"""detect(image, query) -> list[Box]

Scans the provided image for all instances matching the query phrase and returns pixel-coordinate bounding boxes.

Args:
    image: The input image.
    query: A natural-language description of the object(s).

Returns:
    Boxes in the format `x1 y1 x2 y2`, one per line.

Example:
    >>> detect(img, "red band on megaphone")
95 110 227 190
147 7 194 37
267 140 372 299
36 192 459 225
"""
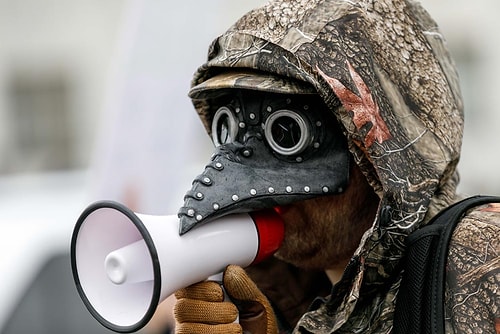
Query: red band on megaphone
250 210 285 264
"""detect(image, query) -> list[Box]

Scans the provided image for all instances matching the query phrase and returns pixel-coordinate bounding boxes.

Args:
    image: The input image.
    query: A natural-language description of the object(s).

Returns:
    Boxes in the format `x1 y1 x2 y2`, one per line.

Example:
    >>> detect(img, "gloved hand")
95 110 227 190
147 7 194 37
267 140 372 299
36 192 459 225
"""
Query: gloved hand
174 264 278 334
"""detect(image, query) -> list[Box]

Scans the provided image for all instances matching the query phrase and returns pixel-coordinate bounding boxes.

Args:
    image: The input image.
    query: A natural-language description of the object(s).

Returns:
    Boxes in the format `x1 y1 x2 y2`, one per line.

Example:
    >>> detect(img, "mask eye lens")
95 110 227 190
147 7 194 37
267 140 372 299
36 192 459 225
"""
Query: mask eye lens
270 115 301 148
211 107 238 146
264 110 311 156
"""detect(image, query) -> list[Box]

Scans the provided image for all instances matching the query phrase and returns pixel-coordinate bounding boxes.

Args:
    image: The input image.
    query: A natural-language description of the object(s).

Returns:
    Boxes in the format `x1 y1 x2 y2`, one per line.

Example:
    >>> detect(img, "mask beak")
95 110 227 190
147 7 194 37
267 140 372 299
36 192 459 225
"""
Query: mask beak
177 141 350 235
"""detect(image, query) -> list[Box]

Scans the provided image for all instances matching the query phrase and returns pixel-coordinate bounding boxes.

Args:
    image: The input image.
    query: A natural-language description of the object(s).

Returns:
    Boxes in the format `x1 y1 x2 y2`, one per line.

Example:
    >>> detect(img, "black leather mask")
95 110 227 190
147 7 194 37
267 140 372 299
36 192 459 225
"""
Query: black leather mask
178 90 349 235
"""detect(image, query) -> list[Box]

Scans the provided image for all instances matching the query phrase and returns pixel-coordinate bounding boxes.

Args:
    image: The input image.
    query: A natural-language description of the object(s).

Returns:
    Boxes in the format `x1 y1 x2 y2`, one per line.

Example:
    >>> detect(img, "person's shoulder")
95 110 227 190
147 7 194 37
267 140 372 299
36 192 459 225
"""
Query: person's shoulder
445 202 500 332
447 200 499 280
453 201 500 245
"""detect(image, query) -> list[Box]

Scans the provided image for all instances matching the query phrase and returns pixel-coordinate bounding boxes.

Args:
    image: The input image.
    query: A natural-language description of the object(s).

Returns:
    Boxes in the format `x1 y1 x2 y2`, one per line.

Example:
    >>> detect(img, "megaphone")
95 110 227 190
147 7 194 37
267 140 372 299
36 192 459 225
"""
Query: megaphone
70 200 284 333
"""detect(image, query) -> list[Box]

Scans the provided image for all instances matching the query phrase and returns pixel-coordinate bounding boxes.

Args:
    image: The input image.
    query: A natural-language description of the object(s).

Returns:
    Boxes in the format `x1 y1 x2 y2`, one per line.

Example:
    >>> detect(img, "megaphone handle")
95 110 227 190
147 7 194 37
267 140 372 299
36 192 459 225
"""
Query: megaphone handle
207 273 240 324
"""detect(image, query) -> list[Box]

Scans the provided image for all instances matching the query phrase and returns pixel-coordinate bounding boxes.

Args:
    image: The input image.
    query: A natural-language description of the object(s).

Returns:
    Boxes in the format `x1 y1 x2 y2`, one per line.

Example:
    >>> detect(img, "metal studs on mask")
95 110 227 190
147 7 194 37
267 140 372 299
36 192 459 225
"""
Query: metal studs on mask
242 149 252 157
182 178 338 220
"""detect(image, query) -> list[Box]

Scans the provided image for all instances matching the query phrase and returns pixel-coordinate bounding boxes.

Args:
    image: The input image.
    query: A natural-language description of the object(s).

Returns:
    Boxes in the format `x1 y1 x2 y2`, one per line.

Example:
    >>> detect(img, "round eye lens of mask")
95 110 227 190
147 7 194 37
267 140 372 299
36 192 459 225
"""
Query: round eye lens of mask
264 109 311 156
211 106 238 146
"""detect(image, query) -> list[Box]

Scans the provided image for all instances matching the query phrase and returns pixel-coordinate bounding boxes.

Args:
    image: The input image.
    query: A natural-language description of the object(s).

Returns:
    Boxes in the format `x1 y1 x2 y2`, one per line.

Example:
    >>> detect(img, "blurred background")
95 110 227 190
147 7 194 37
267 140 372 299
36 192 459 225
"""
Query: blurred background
0 0 498 333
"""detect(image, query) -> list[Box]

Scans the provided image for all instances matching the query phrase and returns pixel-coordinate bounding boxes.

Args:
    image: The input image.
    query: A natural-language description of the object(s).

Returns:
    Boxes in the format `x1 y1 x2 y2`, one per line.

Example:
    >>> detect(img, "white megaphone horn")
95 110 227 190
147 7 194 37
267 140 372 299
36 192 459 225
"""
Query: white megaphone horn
70 200 284 333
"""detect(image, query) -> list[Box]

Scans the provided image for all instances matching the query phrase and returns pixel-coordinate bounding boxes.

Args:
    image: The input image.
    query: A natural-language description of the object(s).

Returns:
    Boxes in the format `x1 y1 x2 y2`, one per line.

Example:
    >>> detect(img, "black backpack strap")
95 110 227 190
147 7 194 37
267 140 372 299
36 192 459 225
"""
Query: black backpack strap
393 195 500 334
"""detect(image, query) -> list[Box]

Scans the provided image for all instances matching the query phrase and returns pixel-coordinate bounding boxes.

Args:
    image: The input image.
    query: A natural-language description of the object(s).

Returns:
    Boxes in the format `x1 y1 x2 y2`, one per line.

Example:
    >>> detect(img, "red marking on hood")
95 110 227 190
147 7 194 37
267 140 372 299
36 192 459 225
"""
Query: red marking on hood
317 61 392 148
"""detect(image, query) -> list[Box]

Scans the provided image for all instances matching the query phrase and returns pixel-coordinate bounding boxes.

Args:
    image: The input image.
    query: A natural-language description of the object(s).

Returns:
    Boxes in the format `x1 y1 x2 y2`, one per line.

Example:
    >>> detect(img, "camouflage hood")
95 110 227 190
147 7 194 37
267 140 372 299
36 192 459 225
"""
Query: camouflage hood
189 0 463 332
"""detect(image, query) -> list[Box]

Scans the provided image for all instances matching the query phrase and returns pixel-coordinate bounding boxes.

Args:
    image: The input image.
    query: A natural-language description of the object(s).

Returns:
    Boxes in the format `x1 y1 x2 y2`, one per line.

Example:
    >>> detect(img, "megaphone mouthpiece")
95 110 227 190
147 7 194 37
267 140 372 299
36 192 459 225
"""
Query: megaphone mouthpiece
71 200 284 333
104 239 153 285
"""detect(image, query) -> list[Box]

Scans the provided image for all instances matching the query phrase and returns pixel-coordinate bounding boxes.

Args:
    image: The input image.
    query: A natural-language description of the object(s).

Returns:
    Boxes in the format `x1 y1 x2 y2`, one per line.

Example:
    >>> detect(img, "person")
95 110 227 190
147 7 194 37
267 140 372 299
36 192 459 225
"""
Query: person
172 0 500 333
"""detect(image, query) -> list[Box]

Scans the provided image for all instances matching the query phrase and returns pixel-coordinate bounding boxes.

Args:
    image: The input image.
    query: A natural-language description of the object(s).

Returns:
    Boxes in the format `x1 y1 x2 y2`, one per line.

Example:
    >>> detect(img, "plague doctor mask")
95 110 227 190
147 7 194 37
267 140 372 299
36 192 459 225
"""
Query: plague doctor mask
179 71 350 235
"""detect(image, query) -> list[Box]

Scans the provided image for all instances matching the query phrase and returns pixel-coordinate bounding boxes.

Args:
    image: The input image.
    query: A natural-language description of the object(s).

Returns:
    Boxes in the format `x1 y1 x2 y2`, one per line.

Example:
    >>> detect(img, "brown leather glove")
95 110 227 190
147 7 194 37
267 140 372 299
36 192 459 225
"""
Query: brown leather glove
174 265 278 334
